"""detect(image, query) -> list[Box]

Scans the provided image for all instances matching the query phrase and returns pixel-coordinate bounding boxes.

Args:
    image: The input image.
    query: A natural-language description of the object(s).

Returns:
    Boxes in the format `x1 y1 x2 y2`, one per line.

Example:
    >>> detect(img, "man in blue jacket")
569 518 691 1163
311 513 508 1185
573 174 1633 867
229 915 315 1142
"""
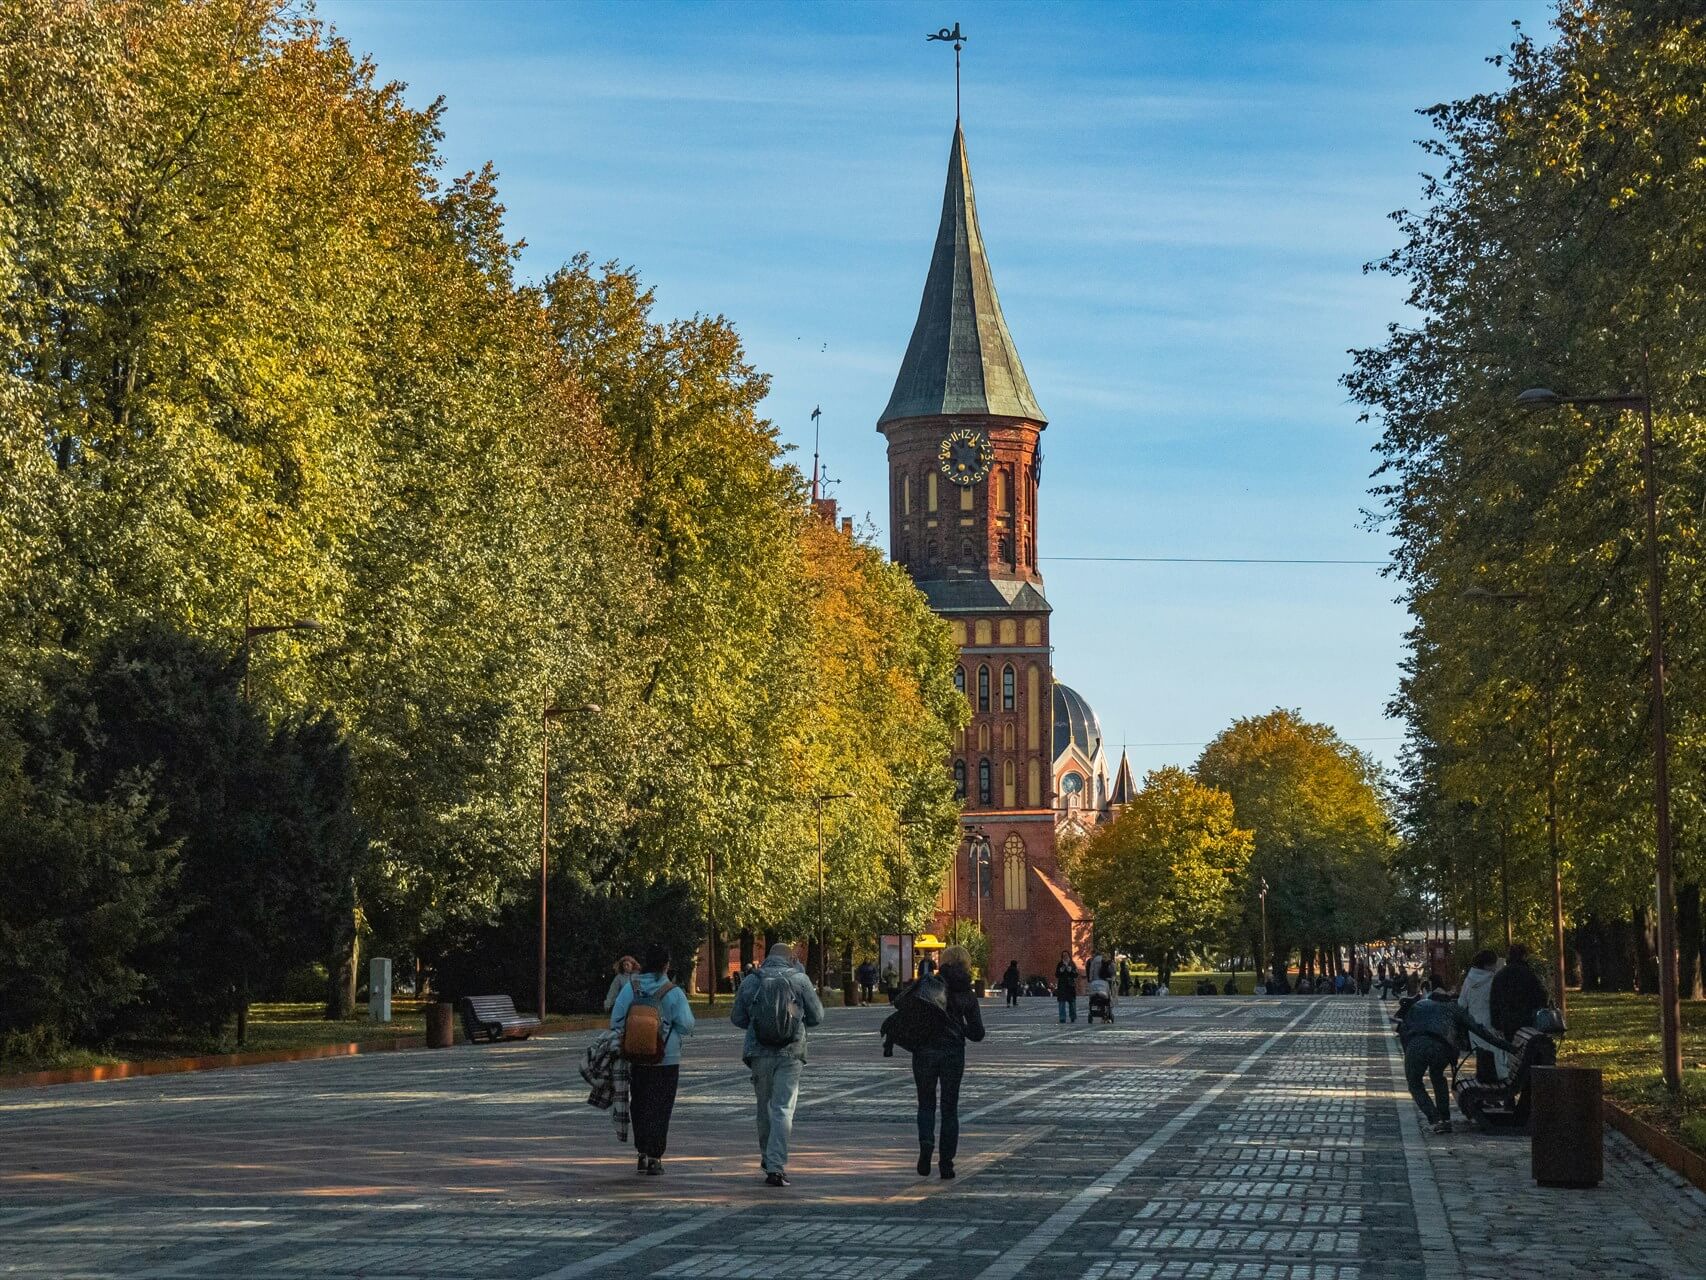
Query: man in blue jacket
731 942 824 1186
1397 987 1512 1135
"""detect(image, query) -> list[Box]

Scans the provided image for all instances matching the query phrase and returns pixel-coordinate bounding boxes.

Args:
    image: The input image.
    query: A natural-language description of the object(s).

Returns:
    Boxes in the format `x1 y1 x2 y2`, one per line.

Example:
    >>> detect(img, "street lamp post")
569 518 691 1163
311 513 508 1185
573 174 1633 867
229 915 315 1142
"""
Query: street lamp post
1519 374 1678 1088
964 827 991 932
704 758 754 1007
812 792 852 992
540 704 602 1019
1259 878 1269 983
238 592 323 1046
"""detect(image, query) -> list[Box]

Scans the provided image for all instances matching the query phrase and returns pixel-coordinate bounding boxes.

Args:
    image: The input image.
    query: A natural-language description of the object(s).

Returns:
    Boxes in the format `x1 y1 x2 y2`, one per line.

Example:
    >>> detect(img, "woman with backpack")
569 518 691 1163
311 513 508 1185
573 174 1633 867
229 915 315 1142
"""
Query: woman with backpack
609 942 696 1175
909 944 985 1179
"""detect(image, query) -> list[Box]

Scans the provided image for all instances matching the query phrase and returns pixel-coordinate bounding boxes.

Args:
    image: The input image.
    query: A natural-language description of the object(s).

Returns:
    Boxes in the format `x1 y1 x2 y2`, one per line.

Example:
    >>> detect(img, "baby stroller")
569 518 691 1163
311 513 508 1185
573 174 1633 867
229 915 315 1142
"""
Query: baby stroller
1453 1009 1563 1132
1086 977 1114 1023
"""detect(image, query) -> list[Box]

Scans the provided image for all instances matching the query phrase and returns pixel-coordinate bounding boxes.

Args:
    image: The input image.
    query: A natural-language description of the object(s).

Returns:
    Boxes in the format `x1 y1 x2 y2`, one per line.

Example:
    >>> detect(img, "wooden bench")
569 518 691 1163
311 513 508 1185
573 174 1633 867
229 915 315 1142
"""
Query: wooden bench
459 995 541 1043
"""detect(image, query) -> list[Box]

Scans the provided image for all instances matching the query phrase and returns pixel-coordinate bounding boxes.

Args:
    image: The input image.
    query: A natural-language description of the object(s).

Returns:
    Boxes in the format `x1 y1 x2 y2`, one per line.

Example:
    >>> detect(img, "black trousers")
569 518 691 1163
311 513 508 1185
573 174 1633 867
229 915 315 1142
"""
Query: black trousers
1403 1037 1454 1124
1005 986 1020 1006
913 1044 966 1163
630 1063 680 1158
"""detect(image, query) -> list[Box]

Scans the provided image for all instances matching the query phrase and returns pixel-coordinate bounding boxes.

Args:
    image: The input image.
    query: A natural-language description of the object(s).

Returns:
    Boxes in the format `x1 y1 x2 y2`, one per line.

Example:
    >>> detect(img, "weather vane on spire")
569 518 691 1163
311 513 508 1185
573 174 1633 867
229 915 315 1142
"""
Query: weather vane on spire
926 22 967 123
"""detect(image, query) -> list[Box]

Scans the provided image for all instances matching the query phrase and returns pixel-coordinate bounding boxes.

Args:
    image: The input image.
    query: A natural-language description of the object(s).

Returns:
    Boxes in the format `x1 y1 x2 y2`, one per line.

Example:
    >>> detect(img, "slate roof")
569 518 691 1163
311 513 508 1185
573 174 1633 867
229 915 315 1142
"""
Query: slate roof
915 577 1051 614
1053 683 1104 762
1109 750 1136 806
878 126 1046 428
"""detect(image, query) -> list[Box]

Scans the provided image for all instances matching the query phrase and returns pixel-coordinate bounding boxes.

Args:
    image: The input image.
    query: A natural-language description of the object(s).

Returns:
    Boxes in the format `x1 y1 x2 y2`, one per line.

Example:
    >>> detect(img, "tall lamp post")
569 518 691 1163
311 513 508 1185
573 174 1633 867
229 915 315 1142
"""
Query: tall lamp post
238 593 323 1046
964 827 991 932
242 591 324 704
1462 586 1569 1020
1258 878 1269 983
540 704 602 1019
1518 375 1677 1088
704 758 754 1006
812 792 852 992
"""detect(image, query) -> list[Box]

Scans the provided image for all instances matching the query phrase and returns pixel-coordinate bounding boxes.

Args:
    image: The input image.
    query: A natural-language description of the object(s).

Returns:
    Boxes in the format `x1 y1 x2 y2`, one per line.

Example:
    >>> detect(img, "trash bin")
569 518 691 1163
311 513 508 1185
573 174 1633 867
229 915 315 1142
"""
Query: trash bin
426 1000 456 1049
1530 1065 1602 1187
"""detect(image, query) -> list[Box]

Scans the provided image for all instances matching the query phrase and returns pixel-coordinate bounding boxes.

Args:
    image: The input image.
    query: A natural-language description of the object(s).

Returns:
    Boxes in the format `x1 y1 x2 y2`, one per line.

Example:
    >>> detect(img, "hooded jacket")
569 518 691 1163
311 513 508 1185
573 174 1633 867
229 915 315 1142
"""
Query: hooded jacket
730 952 825 1064
609 971 697 1067
1457 964 1498 1053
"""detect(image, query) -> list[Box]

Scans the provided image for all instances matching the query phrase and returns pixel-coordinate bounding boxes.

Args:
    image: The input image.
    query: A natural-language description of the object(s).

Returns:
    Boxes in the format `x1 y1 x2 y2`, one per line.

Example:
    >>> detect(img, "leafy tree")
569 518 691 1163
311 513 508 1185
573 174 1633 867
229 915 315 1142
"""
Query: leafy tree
1195 711 1399 976
0 725 178 1051
51 626 366 1041
1064 767 1253 984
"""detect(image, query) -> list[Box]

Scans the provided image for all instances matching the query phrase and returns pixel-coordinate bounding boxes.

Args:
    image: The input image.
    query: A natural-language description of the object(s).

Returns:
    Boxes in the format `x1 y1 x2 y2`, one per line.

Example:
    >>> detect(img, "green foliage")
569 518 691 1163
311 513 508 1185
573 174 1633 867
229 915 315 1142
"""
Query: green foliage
944 920 992 978
1194 711 1400 969
50 626 367 1035
0 725 178 1043
1065 767 1253 982
1345 3 1706 973
0 0 967 1052
432 875 704 1015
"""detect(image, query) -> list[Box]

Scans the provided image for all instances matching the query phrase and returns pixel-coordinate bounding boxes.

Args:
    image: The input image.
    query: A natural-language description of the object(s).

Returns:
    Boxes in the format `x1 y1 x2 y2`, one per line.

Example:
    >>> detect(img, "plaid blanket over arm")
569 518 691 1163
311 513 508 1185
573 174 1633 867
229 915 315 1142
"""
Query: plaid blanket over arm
578 1031 630 1142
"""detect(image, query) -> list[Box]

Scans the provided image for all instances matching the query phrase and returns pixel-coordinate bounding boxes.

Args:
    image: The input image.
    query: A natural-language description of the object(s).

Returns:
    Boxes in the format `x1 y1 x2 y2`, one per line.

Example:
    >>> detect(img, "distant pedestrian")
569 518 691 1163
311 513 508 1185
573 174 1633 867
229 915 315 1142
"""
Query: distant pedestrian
609 943 695 1175
1001 959 1022 1007
881 963 897 995
856 959 878 1004
1222 974 1238 995
1118 959 1132 997
918 956 937 981
731 942 825 1186
1054 952 1079 1023
1490 943 1549 1040
603 954 640 1013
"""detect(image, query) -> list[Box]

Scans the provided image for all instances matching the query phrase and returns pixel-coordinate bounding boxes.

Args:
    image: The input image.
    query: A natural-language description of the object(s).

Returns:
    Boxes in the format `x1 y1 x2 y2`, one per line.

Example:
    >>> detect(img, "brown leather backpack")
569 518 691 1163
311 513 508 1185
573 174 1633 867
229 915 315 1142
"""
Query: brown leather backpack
618 978 675 1064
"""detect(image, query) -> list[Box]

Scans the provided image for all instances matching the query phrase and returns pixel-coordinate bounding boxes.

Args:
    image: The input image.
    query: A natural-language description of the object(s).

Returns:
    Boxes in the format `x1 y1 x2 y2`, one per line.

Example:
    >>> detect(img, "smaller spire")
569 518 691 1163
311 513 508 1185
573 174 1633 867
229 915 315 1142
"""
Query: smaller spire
1109 750 1136 809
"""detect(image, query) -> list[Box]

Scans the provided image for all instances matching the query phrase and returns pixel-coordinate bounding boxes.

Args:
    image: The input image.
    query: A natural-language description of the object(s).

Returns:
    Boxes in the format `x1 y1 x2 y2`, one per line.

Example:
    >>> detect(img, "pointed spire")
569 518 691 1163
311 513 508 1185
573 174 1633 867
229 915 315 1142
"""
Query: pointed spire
1109 750 1136 808
879 126 1046 428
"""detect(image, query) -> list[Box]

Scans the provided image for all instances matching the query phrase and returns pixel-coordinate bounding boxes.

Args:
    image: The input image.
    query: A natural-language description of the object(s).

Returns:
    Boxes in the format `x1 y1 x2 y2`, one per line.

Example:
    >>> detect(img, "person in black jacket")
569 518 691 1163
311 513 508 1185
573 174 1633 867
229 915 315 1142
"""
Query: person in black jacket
1055 953 1080 1022
1000 960 1022 1008
1489 943 1550 1039
913 944 986 1179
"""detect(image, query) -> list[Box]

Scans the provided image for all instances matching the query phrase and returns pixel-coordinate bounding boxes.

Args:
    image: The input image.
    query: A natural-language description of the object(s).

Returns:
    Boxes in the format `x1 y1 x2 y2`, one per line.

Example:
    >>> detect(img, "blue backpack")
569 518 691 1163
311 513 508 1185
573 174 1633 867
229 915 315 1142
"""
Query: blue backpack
752 970 803 1047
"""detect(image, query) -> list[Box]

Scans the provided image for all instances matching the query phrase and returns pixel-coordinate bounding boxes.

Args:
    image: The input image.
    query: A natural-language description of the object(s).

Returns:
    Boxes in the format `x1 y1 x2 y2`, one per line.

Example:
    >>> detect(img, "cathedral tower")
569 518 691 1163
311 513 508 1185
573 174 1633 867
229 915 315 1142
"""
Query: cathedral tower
880 125 1087 980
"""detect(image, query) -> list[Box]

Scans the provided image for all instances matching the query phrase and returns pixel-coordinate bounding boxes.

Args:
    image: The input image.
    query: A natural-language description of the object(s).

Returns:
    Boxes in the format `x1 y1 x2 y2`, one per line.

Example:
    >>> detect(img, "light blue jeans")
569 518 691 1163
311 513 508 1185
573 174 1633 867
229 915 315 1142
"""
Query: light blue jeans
750 1054 803 1174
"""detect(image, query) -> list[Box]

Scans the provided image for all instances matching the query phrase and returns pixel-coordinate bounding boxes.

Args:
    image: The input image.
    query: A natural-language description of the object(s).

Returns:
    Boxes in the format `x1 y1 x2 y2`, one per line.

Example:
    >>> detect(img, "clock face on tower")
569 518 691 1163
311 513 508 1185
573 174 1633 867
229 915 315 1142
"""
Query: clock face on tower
938 428 994 486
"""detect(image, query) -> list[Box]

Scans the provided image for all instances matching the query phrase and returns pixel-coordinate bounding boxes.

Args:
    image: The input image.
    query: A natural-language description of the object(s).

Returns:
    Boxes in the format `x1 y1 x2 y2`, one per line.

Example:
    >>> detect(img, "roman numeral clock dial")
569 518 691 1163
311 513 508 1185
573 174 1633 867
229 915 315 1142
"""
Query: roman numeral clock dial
939 428 994 486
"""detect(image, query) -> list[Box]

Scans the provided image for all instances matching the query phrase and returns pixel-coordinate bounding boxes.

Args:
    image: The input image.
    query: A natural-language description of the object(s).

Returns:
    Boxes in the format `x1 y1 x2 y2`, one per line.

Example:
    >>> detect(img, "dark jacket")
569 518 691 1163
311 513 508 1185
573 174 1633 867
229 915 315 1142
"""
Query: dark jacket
1489 960 1549 1038
1001 962 1022 993
1055 962 1079 999
930 964 986 1049
1399 993 1511 1054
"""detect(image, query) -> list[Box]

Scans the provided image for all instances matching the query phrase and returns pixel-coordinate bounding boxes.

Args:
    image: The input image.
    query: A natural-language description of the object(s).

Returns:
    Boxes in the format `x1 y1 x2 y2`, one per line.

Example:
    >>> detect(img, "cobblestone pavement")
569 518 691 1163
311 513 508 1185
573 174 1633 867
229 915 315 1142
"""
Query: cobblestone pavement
4 997 1703 1278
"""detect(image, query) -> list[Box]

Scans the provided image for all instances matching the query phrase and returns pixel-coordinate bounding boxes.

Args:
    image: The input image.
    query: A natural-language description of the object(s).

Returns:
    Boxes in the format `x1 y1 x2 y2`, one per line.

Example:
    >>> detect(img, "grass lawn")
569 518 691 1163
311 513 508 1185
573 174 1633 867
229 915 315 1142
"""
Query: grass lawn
1559 991 1706 1155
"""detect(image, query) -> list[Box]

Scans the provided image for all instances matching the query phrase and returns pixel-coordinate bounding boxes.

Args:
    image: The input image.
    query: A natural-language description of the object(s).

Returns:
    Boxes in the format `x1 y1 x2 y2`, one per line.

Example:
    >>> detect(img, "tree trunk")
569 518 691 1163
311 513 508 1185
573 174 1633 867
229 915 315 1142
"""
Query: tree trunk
1635 905 1660 994
1607 916 1638 992
739 929 755 972
709 923 725 993
1679 882 1704 1000
763 928 778 953
236 963 250 1048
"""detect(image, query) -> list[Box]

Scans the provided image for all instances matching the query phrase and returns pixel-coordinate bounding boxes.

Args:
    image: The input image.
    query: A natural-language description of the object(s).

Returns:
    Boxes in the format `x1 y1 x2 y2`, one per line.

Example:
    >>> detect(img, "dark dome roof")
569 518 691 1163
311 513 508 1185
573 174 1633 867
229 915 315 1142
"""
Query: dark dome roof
1053 682 1103 762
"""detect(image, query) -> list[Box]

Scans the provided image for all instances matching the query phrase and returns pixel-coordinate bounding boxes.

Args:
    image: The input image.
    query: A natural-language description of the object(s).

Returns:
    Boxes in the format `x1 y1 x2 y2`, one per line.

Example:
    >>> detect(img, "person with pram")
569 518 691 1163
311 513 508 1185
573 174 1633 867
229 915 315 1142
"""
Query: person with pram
1394 980 1514 1134
1086 955 1115 1023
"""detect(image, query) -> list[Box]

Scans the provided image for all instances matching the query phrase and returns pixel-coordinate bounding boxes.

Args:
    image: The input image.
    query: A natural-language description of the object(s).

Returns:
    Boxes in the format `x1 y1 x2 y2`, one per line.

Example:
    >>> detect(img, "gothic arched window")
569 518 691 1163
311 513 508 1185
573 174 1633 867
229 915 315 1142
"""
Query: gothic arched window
1002 665 1015 710
978 758 992 806
954 666 966 696
998 533 1013 566
1002 759 1016 807
953 759 966 800
977 665 990 712
1003 833 1028 910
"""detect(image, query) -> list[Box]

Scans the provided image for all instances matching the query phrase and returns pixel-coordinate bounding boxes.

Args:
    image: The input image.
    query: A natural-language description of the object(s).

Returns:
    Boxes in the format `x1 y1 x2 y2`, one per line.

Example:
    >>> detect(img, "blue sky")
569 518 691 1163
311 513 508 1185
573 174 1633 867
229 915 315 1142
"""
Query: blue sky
322 0 1556 780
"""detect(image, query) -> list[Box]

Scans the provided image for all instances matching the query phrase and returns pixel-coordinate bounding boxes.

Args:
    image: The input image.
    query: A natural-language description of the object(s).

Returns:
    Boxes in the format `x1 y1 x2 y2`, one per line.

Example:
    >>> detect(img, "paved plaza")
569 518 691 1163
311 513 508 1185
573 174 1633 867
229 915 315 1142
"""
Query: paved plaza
3 996 1704 1279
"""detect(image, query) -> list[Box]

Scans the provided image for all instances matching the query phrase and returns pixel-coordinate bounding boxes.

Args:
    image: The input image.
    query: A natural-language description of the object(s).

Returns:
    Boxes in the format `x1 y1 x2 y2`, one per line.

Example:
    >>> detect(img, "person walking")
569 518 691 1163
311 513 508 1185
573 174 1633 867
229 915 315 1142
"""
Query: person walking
856 959 877 1005
603 954 640 1013
906 944 985 1179
1118 958 1132 998
1054 952 1079 1023
1001 959 1022 1008
1490 943 1549 1040
1396 985 1512 1134
731 941 824 1186
608 943 695 1175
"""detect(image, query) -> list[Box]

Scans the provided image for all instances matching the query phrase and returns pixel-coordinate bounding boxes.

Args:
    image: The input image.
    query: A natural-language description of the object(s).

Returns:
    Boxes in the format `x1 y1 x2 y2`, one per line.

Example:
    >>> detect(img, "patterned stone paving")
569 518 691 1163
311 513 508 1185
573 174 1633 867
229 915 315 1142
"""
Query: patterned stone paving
2 996 1703 1278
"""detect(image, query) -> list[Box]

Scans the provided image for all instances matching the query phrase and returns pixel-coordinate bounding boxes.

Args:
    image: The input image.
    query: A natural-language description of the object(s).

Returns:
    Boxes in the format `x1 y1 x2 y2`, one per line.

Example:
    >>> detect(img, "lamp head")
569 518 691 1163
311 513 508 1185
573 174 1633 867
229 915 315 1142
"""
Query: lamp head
1516 387 1562 411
